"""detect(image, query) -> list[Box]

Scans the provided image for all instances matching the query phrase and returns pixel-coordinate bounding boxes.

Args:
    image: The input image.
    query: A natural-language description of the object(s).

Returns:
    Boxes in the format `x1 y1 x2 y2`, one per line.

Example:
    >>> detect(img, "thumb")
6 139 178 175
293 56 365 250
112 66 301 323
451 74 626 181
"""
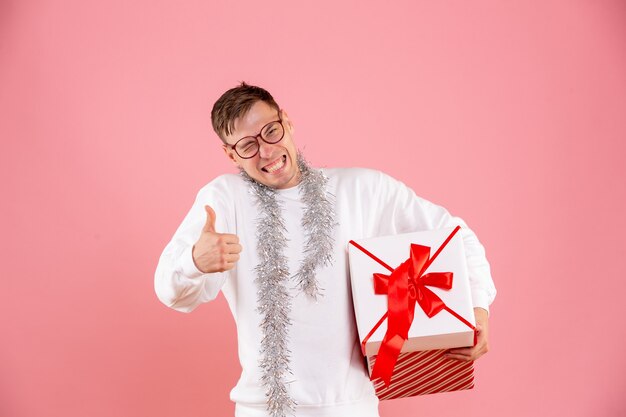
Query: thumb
202 205 217 233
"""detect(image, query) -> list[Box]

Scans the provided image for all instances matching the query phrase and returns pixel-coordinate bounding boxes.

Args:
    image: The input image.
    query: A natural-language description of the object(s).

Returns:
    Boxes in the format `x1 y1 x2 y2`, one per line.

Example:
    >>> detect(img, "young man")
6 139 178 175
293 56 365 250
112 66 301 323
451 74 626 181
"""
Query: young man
155 83 496 417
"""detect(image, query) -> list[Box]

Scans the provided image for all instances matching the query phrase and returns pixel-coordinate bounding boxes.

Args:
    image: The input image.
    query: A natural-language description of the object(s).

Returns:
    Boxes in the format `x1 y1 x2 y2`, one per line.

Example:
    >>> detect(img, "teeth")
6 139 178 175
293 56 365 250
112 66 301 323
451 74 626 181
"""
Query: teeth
265 157 285 173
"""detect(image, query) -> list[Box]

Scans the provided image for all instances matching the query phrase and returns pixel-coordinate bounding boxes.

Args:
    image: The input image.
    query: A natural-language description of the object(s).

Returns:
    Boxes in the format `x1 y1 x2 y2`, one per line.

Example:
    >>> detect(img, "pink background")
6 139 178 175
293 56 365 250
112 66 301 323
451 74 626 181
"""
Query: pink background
2 1 625 416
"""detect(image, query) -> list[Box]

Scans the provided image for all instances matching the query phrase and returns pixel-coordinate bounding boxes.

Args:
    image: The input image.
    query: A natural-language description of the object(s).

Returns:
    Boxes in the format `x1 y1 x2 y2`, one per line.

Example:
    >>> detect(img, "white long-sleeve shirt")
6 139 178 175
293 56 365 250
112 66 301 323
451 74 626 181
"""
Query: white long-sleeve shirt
155 167 497 417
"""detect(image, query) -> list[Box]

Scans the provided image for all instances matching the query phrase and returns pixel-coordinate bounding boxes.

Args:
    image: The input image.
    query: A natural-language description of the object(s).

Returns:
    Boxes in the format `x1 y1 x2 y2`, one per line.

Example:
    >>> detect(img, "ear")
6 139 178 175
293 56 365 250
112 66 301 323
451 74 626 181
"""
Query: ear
223 144 240 168
281 109 295 134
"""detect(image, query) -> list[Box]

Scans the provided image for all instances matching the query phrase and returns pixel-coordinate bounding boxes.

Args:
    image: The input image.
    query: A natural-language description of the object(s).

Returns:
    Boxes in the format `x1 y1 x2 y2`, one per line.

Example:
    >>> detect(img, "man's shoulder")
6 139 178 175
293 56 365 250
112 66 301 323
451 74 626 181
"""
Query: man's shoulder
196 173 245 197
322 167 396 186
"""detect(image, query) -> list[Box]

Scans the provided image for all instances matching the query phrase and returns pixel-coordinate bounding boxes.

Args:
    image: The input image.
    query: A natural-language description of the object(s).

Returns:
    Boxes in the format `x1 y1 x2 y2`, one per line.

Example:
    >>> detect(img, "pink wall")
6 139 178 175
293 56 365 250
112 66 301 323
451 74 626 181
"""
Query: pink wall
2 1 625 416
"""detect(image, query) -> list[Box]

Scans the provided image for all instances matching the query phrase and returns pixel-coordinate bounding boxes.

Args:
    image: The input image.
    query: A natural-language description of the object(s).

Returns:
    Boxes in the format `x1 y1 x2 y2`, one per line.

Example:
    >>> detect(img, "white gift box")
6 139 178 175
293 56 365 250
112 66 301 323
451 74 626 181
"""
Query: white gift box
348 227 476 392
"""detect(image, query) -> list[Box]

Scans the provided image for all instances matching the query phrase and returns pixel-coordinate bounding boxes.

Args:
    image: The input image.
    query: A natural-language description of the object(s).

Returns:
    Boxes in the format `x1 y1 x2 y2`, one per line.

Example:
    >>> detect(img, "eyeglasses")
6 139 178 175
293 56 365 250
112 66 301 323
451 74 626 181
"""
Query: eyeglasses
225 117 285 159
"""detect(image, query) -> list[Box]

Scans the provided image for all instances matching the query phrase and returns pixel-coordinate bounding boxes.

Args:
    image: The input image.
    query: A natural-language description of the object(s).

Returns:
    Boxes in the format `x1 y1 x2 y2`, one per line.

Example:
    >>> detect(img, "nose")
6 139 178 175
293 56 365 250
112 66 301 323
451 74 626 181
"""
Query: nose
258 139 276 159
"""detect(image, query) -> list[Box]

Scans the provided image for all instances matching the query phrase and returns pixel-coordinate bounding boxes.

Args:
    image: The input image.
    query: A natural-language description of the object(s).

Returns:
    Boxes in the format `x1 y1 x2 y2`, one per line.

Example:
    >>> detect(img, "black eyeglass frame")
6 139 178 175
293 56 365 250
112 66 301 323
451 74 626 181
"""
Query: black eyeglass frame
224 117 285 159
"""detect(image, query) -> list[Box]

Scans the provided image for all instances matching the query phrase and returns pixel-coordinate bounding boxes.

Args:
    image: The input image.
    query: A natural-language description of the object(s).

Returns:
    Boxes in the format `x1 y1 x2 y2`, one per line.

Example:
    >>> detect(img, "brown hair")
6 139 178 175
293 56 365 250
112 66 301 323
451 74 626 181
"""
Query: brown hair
211 82 280 143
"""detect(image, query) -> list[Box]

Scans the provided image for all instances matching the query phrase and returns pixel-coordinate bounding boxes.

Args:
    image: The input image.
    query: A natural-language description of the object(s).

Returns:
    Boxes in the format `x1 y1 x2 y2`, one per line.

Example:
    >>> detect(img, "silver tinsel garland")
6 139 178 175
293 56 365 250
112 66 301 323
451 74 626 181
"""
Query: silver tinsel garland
241 154 336 417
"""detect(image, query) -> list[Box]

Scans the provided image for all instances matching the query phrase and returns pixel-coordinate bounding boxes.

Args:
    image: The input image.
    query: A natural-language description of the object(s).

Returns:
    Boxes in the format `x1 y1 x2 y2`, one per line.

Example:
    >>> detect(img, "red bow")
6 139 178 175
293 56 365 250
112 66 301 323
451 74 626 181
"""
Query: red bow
370 244 454 386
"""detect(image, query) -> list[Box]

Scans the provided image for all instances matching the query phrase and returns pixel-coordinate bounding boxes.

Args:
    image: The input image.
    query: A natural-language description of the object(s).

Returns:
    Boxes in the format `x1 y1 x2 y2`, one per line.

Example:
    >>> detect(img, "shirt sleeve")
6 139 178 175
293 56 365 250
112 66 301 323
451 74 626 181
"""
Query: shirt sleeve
154 179 233 313
377 172 497 313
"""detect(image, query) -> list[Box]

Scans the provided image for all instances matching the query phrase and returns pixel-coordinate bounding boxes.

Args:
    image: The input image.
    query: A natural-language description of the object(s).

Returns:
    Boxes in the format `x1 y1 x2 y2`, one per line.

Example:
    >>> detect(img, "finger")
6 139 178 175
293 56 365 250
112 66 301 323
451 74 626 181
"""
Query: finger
220 259 240 272
443 353 472 362
219 234 240 245
226 243 243 254
203 205 217 233
224 253 240 263
446 347 474 356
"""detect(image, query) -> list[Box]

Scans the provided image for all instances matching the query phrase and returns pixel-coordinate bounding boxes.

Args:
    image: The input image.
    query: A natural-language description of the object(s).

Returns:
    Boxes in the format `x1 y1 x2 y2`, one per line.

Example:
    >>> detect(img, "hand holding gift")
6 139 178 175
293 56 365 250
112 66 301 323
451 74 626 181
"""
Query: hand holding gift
444 307 490 361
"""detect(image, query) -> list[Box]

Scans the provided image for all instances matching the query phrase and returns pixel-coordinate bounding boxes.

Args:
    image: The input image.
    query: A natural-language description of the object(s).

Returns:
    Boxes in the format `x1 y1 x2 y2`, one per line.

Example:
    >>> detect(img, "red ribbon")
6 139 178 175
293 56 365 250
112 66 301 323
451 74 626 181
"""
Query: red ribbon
349 226 476 387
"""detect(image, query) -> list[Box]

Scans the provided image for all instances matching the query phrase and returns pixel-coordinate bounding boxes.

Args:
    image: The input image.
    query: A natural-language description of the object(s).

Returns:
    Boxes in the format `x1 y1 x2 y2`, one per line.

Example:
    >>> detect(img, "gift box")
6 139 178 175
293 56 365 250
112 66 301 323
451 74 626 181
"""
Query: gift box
348 226 477 400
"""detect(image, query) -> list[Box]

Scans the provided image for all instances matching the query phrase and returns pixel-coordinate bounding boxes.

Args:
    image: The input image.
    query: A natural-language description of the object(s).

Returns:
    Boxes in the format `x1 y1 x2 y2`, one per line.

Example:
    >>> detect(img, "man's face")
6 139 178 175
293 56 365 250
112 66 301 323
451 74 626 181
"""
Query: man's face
223 100 300 189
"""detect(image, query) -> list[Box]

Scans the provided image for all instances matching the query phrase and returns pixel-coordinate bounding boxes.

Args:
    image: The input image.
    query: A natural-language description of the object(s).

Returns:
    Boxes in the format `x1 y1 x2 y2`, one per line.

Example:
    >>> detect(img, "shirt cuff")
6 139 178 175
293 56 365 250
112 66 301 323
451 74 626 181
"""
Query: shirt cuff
472 290 491 316
180 245 206 279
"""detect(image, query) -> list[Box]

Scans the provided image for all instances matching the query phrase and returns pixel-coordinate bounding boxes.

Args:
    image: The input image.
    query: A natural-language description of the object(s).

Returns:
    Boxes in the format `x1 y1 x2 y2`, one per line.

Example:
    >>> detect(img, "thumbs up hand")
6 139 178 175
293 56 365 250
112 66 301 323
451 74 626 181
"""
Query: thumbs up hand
192 205 242 273
202 205 218 233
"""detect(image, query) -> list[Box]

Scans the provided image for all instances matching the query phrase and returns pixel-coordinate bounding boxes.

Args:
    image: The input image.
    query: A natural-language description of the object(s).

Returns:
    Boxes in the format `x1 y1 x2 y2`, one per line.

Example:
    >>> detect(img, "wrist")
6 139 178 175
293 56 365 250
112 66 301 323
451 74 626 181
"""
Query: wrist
183 245 206 277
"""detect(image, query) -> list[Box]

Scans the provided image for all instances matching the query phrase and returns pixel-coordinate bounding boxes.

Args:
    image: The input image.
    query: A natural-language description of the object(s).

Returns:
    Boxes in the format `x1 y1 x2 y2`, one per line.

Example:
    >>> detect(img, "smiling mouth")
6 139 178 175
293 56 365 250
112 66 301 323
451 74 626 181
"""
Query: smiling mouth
262 155 287 173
